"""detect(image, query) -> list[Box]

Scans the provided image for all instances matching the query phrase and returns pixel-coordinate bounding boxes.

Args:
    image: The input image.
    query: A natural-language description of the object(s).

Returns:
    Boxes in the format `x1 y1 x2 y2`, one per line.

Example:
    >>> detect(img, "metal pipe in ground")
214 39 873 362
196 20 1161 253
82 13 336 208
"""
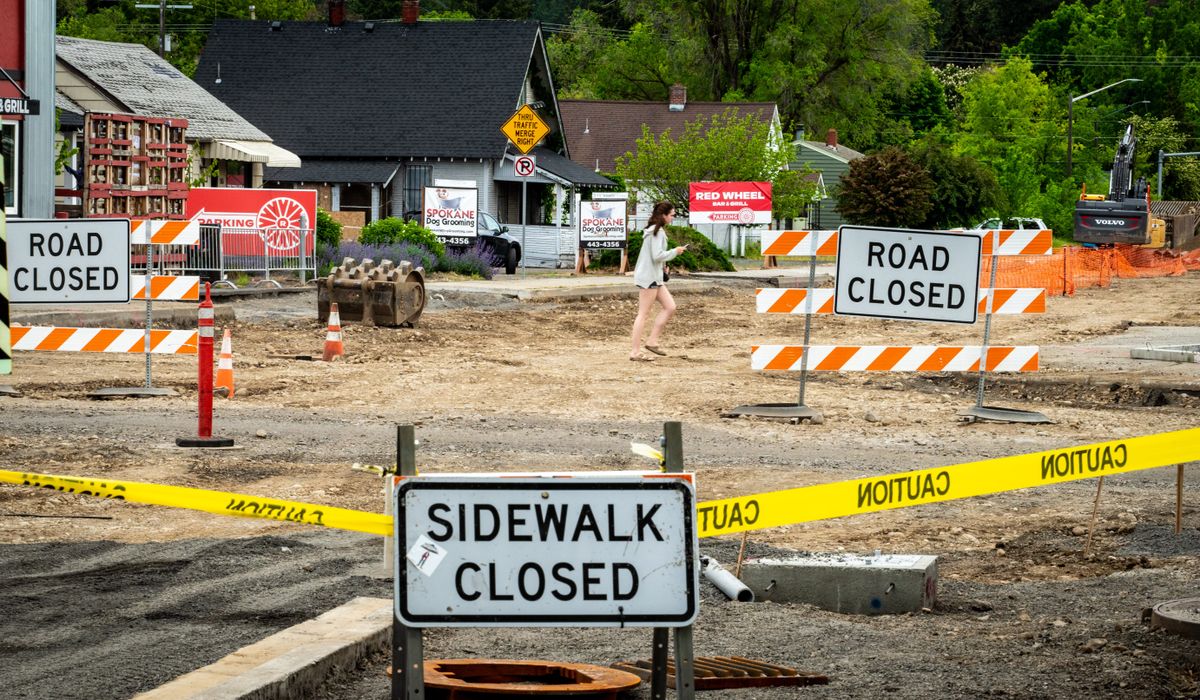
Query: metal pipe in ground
701 556 755 602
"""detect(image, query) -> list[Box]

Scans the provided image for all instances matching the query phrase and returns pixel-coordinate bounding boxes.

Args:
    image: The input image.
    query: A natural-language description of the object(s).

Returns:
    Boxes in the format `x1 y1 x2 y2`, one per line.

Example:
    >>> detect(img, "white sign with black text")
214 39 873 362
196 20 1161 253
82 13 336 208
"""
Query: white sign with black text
579 193 629 249
423 186 478 246
395 473 698 627
835 226 982 324
8 219 131 304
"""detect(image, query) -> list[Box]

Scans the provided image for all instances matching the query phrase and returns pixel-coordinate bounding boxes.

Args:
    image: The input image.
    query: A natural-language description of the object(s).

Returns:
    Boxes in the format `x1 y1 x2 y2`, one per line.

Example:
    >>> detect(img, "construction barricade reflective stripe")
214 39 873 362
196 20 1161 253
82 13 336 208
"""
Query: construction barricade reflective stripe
761 230 838 257
0 470 392 536
130 220 200 246
750 345 1038 372
755 288 1045 315
695 427 1200 537
10 326 198 354
131 275 200 301
971 229 1053 256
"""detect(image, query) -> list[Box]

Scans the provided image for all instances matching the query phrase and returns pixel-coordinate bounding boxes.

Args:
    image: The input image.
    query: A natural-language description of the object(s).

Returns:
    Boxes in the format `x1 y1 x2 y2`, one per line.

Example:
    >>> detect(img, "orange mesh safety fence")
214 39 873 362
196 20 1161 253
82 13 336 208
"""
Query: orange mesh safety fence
980 246 1198 297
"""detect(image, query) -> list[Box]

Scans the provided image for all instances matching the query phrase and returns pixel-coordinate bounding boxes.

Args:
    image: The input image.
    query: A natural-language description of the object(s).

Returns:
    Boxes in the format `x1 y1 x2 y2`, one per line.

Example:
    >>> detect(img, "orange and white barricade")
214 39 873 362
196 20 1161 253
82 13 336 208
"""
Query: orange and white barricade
11 326 198 354
755 287 1046 315
750 345 1039 372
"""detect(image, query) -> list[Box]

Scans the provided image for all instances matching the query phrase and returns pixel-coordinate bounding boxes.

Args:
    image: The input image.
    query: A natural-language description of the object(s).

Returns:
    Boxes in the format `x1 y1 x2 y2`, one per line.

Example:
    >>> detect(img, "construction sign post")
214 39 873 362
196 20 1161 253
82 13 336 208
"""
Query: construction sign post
394 474 698 628
499 105 550 278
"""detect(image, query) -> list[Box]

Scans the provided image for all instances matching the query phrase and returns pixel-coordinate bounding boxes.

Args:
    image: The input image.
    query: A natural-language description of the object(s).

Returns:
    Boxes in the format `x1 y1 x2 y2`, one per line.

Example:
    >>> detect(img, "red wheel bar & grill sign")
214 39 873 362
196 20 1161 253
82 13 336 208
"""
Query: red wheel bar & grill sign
395 473 698 627
688 181 772 225
186 187 317 258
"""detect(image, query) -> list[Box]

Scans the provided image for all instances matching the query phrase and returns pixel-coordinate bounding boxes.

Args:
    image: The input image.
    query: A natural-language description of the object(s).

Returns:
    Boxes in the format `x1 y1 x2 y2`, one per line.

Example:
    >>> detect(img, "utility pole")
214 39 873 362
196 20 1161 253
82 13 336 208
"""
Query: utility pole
134 1 192 57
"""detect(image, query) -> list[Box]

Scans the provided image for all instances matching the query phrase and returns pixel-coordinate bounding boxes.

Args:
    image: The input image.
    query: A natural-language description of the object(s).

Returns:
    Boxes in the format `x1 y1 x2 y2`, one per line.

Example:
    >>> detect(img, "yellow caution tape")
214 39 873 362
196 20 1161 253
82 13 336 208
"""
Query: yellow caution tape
696 427 1200 538
0 470 392 537
3 427 1197 541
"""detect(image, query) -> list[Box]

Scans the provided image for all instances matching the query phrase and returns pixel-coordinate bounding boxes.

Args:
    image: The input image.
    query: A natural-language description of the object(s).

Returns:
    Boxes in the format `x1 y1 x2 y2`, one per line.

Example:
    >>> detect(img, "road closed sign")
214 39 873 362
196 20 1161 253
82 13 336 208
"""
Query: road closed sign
8 219 130 304
835 226 981 324
395 473 698 627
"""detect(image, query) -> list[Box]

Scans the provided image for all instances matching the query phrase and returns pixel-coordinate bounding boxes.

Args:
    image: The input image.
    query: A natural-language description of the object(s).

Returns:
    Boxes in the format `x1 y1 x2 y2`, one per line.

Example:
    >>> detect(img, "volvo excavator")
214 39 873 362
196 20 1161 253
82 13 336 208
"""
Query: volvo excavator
1074 123 1166 247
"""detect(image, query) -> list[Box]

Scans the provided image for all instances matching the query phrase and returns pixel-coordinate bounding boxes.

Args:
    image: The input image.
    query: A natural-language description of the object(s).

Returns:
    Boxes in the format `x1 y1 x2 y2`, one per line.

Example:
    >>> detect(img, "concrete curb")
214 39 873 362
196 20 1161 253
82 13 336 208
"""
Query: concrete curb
12 305 236 329
133 597 392 700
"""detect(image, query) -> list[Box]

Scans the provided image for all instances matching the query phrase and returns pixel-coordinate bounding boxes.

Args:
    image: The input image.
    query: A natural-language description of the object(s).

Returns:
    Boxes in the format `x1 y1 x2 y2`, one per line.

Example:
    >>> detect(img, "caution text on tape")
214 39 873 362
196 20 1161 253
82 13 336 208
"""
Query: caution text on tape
0 470 392 536
695 427 1199 537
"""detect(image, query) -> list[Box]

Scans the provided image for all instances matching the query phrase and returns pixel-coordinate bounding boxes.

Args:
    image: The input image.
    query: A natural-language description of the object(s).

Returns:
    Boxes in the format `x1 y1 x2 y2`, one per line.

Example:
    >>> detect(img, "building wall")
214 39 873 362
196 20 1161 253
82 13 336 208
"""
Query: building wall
792 146 852 229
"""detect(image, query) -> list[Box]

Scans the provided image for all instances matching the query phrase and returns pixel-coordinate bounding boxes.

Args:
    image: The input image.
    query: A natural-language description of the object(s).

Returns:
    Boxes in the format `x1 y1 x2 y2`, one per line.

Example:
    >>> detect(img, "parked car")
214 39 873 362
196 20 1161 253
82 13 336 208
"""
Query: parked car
972 217 1048 231
406 209 522 274
474 211 522 275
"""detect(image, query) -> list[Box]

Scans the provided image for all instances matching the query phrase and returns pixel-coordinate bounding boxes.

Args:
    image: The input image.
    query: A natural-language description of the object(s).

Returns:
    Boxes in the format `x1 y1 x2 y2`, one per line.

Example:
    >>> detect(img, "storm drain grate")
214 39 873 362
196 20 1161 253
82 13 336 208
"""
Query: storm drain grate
612 655 830 690
396 658 643 698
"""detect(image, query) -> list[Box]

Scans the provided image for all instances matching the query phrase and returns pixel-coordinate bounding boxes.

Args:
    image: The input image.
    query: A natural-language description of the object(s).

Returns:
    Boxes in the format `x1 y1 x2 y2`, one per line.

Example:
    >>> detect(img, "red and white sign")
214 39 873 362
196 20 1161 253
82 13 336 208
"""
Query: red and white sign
688 181 772 225
186 188 317 256
579 193 629 249
513 155 537 178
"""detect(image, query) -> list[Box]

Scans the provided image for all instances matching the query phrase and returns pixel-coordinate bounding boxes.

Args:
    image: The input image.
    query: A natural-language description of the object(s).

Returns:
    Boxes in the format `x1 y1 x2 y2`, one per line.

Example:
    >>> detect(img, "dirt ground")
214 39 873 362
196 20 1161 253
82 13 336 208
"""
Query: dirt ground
2 272 1199 699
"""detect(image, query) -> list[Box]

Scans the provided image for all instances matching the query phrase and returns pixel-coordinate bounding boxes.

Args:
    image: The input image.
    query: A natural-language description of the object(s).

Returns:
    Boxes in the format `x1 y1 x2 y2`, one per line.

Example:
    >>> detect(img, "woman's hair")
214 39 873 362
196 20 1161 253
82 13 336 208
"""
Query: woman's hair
646 201 675 236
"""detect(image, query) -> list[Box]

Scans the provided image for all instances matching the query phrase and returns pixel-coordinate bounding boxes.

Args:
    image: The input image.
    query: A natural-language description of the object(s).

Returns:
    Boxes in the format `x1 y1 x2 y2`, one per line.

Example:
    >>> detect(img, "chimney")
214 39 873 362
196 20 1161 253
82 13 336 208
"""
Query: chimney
825 128 838 149
328 0 345 27
669 83 687 112
402 0 420 24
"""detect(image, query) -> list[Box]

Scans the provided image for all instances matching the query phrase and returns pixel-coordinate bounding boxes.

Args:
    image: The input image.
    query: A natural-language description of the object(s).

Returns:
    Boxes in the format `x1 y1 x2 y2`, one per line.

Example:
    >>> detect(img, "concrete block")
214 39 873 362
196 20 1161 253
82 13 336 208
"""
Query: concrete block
739 553 937 615
1130 345 1200 363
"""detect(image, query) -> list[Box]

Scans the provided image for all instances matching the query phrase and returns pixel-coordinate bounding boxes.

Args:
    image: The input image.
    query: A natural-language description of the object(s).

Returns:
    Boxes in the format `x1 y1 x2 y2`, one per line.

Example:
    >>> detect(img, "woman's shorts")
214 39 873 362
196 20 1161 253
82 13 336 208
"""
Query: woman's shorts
637 282 661 289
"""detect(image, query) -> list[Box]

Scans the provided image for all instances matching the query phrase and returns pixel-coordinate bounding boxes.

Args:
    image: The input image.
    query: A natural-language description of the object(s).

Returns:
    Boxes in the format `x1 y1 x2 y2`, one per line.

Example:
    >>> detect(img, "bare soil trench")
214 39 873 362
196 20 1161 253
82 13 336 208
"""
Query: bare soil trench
1 274 1199 699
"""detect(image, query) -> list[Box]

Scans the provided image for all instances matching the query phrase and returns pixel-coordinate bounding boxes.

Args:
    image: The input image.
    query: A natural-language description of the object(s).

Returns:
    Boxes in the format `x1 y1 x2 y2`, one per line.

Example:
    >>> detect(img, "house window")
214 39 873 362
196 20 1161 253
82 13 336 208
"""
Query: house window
2 121 18 215
403 165 431 218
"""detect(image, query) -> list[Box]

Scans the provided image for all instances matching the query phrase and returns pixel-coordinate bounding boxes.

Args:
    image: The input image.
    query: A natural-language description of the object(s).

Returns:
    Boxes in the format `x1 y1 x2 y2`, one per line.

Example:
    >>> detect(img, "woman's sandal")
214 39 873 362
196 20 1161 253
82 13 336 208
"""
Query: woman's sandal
644 345 667 356
629 354 656 362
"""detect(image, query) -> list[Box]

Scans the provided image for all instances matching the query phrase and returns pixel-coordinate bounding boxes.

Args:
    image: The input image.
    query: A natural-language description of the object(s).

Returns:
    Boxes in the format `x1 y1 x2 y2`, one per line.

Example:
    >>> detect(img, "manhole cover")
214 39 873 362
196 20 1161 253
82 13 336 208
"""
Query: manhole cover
1150 598 1200 640
414 658 642 698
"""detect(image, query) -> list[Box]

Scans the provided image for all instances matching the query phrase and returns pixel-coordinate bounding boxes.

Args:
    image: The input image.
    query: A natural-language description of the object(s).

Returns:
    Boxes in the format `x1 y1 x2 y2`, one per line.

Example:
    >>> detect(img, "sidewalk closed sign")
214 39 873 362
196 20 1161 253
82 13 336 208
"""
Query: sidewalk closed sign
835 226 981 324
8 219 130 304
395 474 698 627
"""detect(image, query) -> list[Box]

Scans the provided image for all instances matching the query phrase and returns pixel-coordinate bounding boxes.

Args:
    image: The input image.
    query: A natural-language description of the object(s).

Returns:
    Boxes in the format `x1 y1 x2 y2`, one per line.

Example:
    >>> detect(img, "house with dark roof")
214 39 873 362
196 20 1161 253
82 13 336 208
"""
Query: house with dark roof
559 85 783 243
55 35 299 192
790 128 865 229
195 2 615 258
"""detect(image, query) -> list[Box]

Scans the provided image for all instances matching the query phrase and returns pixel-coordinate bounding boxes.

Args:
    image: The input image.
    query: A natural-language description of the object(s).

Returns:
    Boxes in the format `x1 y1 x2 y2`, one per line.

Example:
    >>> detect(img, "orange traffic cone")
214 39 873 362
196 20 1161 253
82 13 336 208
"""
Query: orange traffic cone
215 328 235 398
323 303 345 361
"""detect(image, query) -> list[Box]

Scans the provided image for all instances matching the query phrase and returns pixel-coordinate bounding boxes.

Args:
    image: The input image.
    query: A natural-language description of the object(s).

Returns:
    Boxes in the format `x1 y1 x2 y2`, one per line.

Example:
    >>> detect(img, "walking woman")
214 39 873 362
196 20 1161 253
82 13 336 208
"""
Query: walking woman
630 201 688 361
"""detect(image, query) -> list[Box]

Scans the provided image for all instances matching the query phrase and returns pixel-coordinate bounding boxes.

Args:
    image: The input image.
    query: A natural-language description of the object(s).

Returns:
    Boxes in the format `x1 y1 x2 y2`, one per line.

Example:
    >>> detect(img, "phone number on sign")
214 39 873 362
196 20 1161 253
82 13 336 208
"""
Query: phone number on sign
583 240 627 249
437 236 475 246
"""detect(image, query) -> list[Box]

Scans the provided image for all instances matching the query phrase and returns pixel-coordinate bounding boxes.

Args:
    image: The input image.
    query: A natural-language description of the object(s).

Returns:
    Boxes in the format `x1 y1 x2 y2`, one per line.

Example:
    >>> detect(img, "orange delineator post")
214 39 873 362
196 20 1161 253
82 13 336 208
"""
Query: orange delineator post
176 283 234 448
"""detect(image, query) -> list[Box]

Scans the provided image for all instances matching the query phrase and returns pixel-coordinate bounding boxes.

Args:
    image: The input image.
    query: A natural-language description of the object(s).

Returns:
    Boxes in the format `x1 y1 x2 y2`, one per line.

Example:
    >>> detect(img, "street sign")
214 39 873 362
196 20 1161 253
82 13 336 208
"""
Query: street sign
395 473 698 627
500 105 550 155
834 226 981 324
8 219 130 304
513 154 537 178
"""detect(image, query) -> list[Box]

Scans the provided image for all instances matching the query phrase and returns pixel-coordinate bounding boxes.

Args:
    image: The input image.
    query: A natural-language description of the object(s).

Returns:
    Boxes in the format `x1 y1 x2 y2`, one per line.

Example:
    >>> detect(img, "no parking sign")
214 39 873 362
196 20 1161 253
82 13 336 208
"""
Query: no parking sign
513 155 536 178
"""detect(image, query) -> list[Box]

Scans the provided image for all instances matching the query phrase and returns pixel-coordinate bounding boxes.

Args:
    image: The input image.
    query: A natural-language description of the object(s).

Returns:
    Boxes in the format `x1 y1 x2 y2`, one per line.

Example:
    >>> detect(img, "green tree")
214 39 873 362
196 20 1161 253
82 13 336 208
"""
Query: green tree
954 58 1058 215
614 109 802 217
835 147 935 227
1128 115 1200 201
907 136 1002 228
546 10 683 100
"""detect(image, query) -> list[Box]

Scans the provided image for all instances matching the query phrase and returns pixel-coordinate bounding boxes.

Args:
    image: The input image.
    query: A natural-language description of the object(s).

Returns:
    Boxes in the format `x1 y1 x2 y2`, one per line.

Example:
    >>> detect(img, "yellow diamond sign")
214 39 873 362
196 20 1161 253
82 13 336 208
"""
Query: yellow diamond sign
500 105 550 155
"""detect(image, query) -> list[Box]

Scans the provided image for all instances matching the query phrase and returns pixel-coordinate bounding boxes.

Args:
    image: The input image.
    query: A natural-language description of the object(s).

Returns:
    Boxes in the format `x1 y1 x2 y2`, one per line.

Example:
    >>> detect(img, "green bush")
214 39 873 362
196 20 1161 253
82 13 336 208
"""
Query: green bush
359 217 446 257
316 208 342 249
590 224 734 272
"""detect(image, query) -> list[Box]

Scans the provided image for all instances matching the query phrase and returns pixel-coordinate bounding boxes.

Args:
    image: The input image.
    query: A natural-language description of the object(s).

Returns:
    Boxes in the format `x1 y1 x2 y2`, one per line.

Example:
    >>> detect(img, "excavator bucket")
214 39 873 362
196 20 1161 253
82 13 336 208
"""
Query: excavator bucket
318 257 426 327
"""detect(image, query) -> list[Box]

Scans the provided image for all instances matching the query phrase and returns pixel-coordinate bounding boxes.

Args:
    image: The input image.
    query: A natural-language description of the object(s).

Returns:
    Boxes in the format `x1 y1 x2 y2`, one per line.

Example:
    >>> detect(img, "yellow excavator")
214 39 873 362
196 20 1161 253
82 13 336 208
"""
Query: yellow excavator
1074 123 1166 247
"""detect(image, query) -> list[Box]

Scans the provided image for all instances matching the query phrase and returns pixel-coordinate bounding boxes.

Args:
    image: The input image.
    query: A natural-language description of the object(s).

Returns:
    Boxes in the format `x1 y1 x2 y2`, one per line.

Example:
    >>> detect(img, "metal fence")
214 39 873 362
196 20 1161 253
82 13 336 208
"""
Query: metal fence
130 224 316 286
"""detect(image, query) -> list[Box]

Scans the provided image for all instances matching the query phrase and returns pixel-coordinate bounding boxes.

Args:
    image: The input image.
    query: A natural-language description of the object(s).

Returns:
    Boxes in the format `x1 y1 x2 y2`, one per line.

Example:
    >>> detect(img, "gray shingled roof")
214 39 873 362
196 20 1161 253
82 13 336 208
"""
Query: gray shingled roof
195 19 542 159
55 35 273 142
55 91 85 128
264 159 400 184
